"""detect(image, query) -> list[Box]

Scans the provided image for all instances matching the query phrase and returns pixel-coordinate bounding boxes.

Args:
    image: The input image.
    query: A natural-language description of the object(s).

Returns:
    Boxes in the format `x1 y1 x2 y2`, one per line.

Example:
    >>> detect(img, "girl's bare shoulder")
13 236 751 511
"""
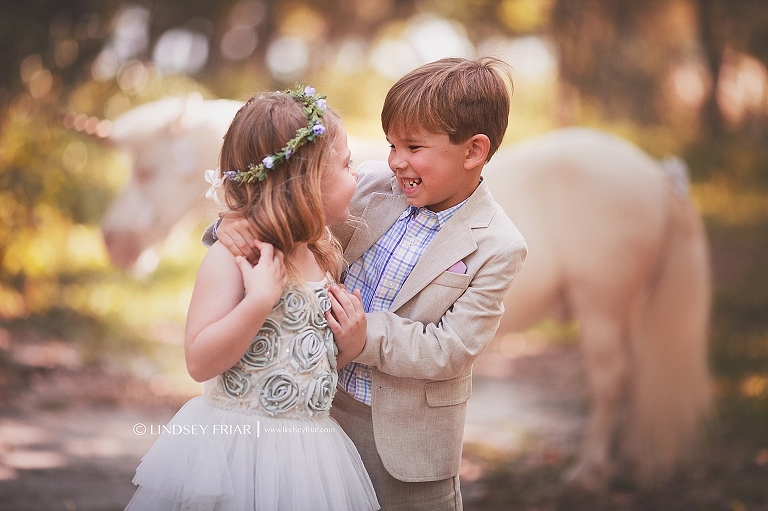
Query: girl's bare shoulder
196 241 240 283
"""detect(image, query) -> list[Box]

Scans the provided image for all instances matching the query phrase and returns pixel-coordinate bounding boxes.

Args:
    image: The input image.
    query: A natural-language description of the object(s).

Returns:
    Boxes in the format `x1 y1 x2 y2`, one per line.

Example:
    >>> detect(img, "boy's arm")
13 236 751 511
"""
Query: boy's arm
202 216 262 263
201 221 218 248
354 239 527 381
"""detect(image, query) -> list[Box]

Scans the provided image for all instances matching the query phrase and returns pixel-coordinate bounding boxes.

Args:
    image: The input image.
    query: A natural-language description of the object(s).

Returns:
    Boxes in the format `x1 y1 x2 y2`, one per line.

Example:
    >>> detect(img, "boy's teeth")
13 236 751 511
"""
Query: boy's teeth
404 178 422 188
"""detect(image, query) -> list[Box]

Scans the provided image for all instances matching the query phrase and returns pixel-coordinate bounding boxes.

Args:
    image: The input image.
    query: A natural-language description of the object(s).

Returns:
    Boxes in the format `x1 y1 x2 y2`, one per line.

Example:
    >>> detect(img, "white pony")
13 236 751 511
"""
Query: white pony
483 130 712 489
99 98 712 491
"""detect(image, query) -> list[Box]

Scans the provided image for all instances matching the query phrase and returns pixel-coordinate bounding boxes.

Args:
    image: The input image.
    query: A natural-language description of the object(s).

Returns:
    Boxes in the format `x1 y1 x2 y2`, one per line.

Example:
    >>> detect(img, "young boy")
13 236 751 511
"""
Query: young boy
212 57 527 510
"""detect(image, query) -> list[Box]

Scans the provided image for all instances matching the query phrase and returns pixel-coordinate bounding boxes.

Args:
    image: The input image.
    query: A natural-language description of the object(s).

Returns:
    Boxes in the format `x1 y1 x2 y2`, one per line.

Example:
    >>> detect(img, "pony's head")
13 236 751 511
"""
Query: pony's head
99 96 241 269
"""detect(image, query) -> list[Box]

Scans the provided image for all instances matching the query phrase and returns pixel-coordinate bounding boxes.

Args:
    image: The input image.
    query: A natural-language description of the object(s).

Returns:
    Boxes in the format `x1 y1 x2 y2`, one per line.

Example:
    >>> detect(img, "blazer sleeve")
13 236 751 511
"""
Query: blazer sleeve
354 237 527 381
201 222 216 247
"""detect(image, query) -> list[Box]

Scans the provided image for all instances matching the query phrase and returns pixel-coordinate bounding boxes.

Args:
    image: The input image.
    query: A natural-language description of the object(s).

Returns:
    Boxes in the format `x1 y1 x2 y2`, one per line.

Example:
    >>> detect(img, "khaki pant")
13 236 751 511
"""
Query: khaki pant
331 388 462 511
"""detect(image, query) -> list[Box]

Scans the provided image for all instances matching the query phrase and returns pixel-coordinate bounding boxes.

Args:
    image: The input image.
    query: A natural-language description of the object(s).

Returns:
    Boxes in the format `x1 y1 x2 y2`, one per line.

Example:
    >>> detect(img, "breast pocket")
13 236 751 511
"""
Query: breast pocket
431 270 471 290
399 271 471 324
430 271 470 310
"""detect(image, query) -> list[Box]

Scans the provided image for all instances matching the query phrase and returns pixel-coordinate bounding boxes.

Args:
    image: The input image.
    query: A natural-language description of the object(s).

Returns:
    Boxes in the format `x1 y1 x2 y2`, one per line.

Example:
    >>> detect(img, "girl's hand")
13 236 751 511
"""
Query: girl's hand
218 216 261 263
235 240 287 307
325 286 366 367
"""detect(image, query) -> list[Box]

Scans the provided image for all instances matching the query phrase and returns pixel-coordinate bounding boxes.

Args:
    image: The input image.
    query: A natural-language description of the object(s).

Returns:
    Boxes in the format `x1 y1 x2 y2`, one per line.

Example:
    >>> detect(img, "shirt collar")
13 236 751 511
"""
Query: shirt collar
398 198 467 229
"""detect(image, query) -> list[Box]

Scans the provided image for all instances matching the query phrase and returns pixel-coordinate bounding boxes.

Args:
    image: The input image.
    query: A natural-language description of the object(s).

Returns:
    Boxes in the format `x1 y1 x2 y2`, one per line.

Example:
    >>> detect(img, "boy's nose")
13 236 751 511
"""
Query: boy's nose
389 153 406 171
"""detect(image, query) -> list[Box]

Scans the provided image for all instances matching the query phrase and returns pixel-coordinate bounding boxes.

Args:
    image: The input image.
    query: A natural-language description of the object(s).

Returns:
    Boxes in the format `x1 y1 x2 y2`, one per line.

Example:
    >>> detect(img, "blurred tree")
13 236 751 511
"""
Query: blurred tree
0 1 118 109
693 0 768 185
697 0 768 135
551 0 768 182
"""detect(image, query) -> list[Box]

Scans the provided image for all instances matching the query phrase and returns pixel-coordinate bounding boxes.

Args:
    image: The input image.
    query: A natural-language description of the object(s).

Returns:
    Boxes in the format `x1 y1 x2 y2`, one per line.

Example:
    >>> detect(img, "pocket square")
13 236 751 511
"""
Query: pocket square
447 260 467 274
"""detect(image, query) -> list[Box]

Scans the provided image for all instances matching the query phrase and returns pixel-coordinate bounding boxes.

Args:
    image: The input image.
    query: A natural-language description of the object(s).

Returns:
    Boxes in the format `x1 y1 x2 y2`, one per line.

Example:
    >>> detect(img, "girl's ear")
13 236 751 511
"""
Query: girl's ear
464 134 491 170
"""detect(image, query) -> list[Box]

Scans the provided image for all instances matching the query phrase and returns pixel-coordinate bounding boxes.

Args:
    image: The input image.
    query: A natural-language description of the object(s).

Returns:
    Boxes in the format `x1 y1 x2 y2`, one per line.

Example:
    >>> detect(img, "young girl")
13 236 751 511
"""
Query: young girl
126 86 379 511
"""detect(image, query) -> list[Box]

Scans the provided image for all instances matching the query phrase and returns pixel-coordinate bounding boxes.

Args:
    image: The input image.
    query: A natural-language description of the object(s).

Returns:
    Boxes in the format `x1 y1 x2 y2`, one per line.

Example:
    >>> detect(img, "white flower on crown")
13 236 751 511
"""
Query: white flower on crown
204 167 224 205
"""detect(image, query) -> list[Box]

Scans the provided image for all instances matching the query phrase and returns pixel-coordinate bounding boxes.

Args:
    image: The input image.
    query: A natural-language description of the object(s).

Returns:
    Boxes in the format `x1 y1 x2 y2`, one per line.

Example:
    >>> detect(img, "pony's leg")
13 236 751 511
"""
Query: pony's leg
565 313 628 491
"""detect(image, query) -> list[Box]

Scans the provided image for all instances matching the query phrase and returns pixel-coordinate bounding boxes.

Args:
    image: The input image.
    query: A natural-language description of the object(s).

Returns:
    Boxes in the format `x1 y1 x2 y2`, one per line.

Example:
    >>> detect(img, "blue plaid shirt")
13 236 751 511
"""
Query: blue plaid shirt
338 200 466 405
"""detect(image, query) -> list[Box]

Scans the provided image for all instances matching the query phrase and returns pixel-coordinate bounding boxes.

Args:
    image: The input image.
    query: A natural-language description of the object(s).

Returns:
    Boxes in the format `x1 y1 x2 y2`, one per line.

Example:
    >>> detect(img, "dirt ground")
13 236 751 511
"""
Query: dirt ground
0 335 586 511
0 338 766 511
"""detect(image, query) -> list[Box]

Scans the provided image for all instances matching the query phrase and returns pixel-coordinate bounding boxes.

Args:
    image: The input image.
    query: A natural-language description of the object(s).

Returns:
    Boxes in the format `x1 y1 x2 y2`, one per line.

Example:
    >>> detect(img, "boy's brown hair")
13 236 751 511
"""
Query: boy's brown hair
381 57 513 160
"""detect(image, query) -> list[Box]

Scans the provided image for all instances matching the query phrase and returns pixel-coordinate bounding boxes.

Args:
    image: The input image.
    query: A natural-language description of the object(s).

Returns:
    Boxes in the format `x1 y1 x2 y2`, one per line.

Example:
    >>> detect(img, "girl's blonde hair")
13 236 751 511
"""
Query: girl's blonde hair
220 92 345 282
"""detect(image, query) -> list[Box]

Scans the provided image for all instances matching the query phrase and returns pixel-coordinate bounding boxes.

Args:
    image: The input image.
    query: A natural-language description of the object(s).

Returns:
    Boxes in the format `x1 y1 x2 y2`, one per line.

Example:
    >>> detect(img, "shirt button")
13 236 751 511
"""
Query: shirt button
363 370 371 378
409 238 417 246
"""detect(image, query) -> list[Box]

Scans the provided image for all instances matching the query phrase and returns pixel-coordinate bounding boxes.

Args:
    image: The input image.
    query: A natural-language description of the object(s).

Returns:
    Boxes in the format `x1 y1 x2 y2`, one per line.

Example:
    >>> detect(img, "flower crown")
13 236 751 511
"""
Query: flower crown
227 84 327 184
204 84 327 203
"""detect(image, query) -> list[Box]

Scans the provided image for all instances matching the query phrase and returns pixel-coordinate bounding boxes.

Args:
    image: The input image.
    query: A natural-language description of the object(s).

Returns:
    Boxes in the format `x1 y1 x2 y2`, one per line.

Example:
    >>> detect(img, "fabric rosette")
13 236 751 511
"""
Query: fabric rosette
221 367 252 399
322 329 338 371
314 287 332 313
242 318 281 368
310 287 331 329
310 310 328 330
305 370 338 415
282 289 311 330
291 328 327 373
258 371 300 416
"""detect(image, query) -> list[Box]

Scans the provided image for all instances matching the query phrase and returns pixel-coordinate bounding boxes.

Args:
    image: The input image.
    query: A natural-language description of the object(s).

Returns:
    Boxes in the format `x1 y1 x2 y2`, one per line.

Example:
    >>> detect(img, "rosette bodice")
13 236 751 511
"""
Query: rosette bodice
204 280 339 420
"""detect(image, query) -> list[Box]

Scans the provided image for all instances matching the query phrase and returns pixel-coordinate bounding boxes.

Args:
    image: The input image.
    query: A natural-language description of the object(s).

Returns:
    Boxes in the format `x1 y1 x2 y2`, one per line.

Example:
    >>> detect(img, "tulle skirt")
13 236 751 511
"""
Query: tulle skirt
125 396 379 511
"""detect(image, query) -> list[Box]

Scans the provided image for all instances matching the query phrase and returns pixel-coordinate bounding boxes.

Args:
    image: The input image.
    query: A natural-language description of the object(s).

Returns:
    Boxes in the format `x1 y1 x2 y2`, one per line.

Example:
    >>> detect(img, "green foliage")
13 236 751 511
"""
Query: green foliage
686 134 768 187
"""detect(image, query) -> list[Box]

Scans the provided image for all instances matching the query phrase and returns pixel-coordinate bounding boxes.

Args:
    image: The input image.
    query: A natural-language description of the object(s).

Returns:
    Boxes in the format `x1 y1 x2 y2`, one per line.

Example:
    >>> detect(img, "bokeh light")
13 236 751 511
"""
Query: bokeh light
220 26 258 61
91 4 150 80
370 15 473 79
478 35 558 81
228 0 266 28
266 36 309 82
718 49 768 128
153 29 209 76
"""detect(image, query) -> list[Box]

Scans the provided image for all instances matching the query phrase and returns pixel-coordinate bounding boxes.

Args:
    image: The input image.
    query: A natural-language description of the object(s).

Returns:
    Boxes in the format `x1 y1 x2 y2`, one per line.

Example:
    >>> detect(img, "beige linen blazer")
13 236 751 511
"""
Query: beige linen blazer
331 161 527 482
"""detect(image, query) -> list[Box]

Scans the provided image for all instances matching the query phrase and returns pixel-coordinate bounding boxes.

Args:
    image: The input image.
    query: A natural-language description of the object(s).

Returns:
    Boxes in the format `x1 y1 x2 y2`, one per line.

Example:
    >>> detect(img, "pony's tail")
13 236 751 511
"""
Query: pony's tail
623 159 713 484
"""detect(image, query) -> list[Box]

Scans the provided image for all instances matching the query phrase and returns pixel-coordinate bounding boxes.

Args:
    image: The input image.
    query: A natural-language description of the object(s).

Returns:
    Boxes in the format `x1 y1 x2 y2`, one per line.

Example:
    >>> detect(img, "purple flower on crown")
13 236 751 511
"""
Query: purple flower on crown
316 98 327 111
224 170 239 180
312 123 325 136
262 156 274 168
304 86 316 96
285 148 293 159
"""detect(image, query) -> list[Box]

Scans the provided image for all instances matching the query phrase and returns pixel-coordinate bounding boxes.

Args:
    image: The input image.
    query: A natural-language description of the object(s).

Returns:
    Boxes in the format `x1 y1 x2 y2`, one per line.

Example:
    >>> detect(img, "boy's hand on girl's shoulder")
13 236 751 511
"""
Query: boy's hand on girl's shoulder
326 286 366 367
235 240 287 308
217 216 261 264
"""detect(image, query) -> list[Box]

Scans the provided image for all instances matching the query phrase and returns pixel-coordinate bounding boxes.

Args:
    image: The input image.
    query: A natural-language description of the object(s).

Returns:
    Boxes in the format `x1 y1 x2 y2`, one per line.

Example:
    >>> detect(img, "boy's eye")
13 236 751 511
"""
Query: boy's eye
408 145 421 151
347 159 354 170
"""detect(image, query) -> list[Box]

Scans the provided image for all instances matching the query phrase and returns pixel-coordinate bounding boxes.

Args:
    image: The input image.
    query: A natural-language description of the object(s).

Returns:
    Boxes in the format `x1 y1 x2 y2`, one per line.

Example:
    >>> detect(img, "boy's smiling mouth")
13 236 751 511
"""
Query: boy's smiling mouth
402 178 422 188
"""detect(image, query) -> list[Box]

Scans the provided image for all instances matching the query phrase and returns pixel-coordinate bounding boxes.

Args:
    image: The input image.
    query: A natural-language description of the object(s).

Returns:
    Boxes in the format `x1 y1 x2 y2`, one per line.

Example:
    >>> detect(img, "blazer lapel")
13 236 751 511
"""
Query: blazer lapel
389 180 497 312
390 217 476 311
344 192 409 264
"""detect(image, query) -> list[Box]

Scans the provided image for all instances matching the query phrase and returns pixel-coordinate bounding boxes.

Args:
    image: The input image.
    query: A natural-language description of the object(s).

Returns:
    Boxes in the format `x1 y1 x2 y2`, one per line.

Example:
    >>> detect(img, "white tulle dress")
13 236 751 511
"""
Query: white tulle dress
126 280 379 511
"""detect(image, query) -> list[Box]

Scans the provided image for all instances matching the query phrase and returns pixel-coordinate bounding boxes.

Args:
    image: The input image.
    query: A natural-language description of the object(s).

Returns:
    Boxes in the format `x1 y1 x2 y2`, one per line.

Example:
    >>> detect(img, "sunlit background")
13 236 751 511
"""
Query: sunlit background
1 0 767 509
